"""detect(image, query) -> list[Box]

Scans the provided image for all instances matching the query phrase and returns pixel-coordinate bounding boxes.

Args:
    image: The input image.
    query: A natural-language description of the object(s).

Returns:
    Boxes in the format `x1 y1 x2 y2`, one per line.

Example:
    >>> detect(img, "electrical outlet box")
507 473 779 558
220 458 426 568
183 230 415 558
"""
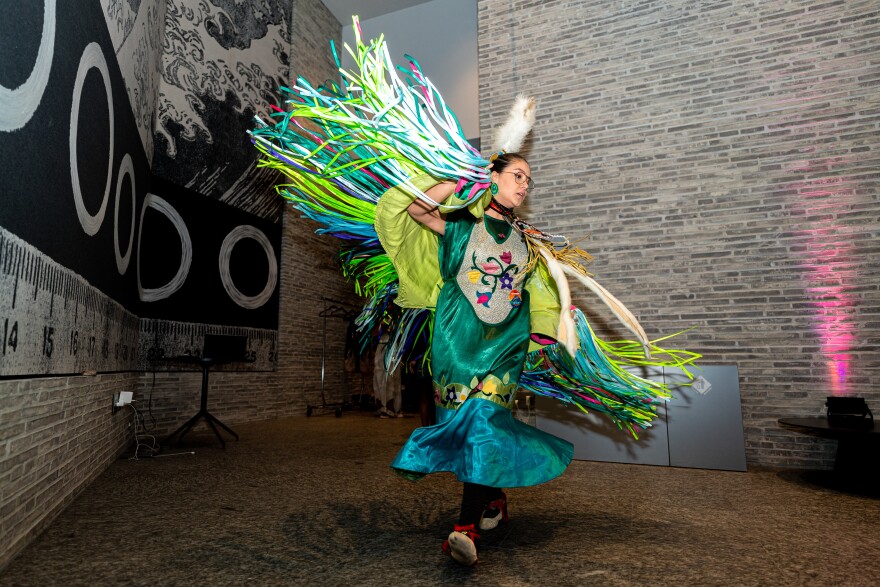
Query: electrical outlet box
112 391 133 413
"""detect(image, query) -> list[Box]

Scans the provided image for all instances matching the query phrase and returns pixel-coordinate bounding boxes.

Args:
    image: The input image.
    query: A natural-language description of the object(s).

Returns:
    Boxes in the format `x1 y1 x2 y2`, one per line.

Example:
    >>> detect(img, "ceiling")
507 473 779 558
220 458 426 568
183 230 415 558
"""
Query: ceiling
322 0 435 23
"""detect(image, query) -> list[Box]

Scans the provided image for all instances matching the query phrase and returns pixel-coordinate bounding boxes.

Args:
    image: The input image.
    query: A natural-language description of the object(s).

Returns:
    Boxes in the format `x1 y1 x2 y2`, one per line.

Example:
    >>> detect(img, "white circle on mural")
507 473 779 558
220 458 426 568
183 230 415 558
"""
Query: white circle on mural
219 225 278 310
70 41 114 237
114 153 135 275
0 0 56 132
137 193 192 302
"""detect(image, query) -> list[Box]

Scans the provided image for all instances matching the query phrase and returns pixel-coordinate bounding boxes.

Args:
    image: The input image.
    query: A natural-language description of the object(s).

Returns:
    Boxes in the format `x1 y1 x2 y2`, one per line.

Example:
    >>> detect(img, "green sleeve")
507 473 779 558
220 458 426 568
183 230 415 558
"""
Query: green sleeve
373 174 493 309
524 259 562 352
375 174 496 310
374 174 444 309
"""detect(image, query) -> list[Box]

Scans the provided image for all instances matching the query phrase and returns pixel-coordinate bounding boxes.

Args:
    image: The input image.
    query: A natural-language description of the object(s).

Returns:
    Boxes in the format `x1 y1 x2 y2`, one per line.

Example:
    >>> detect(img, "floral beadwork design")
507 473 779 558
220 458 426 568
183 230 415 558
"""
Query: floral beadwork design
434 372 518 411
469 250 519 309
456 218 529 324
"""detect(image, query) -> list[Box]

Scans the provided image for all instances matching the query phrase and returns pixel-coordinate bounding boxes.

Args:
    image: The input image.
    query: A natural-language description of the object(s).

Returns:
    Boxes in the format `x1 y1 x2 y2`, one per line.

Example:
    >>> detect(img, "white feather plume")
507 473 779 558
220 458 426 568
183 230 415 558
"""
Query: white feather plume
494 94 536 153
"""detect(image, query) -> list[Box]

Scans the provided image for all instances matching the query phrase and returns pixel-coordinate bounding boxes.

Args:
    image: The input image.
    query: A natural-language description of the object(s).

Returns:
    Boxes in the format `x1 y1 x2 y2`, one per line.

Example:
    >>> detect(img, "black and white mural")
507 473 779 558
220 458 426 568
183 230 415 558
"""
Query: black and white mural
101 0 167 163
0 1 283 377
152 0 291 221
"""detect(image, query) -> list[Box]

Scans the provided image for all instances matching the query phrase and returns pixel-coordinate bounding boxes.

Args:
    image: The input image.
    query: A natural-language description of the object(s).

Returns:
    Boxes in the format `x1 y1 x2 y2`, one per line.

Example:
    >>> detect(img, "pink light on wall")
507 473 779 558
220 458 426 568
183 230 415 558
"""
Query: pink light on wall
805 285 857 396
786 168 861 397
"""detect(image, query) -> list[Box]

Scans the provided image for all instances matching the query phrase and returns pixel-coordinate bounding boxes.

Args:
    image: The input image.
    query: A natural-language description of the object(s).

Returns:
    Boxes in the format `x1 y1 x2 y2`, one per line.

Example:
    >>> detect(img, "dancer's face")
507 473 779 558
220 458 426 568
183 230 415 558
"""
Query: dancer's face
491 159 532 209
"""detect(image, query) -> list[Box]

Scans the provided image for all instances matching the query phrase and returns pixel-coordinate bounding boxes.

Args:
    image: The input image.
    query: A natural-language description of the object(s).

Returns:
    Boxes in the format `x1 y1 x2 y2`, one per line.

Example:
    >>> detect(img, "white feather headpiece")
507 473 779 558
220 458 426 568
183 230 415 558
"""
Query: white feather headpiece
492 94 536 154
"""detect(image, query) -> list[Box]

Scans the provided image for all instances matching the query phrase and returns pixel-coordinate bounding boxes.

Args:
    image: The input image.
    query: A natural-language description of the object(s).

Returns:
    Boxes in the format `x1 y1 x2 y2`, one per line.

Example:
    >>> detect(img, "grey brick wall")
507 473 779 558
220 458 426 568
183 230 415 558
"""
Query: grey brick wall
478 0 879 468
0 373 140 567
0 0 351 570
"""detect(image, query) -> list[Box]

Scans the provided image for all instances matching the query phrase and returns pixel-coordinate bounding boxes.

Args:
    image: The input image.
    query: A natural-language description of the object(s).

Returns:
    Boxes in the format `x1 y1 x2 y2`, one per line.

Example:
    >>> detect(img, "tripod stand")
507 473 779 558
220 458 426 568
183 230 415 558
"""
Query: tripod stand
164 357 239 449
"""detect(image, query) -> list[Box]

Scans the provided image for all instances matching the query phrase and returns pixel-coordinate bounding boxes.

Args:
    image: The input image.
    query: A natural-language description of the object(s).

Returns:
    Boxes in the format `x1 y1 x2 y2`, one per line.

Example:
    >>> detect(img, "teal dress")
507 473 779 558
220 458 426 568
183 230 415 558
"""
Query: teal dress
391 213 573 488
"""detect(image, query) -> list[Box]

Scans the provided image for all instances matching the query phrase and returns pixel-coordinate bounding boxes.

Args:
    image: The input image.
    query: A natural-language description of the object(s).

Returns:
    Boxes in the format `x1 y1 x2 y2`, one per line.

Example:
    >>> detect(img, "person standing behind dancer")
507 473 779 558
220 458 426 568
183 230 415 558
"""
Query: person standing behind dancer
405 331 435 427
373 333 403 417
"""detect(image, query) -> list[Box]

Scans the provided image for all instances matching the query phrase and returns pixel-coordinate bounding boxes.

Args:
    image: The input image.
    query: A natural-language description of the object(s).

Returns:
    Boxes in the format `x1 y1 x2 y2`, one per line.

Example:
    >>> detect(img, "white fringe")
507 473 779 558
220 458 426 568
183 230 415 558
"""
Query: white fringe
558 264 652 357
537 249 579 357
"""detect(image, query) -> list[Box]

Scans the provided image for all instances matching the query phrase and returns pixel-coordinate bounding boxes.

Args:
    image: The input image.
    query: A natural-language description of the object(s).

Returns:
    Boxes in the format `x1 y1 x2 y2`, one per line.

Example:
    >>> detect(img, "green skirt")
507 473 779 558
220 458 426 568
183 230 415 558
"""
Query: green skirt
391 397 573 488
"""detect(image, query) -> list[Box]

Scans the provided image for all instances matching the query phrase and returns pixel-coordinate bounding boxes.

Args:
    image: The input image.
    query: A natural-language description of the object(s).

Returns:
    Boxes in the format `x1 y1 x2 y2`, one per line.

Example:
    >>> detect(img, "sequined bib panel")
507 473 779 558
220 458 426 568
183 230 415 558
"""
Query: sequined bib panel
455 218 528 324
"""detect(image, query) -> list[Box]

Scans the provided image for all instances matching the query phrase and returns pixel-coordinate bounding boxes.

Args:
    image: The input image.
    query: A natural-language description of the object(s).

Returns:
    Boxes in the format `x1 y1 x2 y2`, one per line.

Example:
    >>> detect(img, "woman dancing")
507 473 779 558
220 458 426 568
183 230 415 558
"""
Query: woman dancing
251 17 699 568
387 151 574 566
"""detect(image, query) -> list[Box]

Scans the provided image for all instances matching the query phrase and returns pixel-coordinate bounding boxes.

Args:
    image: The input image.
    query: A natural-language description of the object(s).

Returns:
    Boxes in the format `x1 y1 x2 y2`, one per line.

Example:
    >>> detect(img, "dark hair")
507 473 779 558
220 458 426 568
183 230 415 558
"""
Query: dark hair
489 152 528 173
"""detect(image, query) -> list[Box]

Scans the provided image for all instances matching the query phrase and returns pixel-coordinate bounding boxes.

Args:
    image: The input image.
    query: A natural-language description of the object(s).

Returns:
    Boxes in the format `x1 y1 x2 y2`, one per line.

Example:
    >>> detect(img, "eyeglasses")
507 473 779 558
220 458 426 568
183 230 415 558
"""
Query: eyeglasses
503 171 535 190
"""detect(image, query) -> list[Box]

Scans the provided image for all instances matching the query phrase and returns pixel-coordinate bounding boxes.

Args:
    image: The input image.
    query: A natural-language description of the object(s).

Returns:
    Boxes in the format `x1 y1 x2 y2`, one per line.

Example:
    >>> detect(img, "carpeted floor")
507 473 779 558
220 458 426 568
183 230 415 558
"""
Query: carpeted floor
1 412 878 586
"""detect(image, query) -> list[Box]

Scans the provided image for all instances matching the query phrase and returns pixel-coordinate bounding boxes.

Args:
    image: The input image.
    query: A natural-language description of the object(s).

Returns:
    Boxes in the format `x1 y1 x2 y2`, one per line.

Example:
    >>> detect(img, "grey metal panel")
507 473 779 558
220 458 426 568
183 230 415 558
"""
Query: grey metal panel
535 366 671 466
665 365 747 471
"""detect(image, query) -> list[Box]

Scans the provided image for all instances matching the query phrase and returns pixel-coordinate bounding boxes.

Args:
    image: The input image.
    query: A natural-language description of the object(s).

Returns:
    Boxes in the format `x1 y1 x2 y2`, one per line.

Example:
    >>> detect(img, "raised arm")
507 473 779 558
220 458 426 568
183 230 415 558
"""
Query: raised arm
406 181 456 235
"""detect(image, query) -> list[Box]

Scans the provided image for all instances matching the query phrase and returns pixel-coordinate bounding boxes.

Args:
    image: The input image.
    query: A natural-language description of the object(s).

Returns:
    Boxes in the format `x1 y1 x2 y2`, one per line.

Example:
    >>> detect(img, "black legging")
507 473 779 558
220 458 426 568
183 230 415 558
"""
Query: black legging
458 482 503 527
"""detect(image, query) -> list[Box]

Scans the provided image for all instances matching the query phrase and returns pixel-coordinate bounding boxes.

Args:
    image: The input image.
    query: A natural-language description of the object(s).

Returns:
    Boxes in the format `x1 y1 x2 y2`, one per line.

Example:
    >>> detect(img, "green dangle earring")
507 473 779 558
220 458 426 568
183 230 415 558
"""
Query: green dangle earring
490 182 498 195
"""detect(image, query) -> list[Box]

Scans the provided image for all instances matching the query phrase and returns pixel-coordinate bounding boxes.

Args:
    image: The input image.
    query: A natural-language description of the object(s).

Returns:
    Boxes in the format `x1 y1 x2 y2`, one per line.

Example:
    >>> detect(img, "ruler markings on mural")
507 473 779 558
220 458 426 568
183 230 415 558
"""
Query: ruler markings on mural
0 227 276 376
0 227 134 375
138 319 277 371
